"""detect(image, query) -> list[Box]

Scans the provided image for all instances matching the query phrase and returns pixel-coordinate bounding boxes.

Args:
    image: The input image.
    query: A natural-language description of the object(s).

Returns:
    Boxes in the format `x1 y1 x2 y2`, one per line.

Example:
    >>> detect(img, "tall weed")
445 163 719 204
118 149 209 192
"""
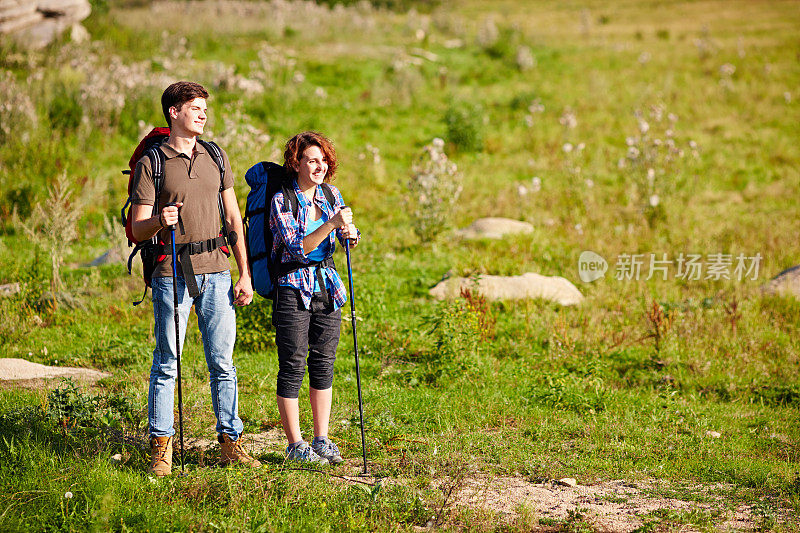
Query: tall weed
406 138 463 241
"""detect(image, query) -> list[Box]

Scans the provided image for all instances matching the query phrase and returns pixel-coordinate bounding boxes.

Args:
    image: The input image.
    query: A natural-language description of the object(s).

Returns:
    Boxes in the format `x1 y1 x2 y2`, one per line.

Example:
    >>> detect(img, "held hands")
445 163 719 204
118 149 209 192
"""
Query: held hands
159 202 183 229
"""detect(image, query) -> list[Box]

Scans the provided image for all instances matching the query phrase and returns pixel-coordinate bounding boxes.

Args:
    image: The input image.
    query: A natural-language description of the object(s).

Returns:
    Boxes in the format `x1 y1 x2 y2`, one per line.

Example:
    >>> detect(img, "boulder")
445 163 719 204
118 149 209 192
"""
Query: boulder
455 217 534 240
0 0 90 49
763 265 800 299
0 358 110 385
429 272 583 306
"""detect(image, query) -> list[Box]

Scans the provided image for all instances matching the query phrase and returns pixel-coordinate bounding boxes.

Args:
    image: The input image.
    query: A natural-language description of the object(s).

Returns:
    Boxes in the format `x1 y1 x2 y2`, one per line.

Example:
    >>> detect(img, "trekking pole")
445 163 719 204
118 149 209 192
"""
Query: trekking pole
167 203 186 475
344 238 368 475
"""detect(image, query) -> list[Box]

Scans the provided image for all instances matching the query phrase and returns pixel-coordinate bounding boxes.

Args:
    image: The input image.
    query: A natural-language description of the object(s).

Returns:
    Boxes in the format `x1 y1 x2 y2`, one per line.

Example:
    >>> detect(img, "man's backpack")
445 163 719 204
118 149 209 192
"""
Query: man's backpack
243 161 335 300
121 128 232 305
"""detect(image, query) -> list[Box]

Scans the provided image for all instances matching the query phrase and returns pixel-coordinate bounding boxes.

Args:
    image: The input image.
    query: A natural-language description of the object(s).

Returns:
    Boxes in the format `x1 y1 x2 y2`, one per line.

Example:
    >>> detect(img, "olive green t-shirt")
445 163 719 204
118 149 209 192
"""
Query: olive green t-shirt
131 140 235 278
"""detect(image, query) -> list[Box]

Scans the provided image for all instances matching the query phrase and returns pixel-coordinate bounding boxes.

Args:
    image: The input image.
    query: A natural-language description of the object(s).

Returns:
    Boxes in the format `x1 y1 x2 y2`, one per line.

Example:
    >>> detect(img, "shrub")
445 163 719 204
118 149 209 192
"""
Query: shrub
444 102 484 152
15 173 82 295
417 288 485 383
406 138 463 241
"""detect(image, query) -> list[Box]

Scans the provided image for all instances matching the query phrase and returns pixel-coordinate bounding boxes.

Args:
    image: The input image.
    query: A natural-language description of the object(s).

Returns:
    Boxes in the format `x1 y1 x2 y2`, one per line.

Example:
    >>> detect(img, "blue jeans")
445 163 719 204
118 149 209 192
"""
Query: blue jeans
148 271 243 440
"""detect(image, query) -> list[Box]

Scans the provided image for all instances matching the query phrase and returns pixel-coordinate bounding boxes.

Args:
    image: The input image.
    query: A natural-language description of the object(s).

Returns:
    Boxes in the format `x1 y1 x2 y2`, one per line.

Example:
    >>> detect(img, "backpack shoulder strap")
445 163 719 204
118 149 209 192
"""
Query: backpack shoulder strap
281 183 300 219
198 139 235 245
198 139 225 189
145 145 166 217
320 183 336 209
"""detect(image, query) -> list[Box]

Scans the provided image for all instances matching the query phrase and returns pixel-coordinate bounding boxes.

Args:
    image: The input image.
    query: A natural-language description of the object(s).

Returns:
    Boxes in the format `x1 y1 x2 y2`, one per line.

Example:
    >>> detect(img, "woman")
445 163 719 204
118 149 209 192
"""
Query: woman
269 131 360 464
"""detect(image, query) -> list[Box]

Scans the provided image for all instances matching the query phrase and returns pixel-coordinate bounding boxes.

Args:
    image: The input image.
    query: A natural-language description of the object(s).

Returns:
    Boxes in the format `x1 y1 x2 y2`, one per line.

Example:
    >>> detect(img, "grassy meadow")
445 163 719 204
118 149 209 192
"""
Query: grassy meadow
1 0 799 530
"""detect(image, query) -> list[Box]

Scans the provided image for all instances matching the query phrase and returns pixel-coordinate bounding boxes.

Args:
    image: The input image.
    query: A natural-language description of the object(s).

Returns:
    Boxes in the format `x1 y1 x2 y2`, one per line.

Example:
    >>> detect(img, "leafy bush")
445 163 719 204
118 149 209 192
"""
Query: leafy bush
416 291 484 383
444 102 484 152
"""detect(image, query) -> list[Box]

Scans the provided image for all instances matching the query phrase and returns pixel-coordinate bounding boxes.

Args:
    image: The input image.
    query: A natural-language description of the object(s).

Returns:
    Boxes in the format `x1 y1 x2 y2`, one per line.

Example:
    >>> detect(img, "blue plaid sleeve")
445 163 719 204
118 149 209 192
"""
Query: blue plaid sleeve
270 192 310 264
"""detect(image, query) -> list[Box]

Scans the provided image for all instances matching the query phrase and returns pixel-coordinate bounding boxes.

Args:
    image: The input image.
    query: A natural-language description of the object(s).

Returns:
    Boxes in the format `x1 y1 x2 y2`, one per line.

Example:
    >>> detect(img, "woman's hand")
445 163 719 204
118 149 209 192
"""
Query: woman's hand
341 223 359 244
330 207 352 229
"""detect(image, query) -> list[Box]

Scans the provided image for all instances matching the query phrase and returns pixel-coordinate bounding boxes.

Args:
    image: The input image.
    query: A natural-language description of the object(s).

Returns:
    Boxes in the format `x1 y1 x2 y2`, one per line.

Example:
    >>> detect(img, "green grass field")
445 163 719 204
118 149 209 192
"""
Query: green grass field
1 0 799 530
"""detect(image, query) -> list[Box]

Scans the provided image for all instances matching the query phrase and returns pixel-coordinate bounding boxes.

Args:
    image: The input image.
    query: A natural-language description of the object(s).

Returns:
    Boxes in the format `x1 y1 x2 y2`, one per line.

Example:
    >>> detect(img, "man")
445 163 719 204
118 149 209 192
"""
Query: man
131 81 259 476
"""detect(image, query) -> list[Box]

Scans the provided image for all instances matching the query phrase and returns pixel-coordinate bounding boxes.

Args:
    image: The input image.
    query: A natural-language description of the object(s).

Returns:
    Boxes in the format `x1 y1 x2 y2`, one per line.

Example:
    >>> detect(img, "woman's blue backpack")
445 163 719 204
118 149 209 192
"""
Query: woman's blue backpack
243 162 334 299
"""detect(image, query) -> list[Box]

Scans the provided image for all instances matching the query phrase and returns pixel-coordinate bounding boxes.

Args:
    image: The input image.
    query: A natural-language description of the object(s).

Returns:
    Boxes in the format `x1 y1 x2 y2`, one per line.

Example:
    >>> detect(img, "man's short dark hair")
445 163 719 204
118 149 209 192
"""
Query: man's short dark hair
161 81 209 127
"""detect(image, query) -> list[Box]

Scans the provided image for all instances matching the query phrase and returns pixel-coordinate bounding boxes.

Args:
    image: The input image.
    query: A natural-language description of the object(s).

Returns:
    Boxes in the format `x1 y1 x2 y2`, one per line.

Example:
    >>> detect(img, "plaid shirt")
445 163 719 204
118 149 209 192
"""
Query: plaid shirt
269 181 351 310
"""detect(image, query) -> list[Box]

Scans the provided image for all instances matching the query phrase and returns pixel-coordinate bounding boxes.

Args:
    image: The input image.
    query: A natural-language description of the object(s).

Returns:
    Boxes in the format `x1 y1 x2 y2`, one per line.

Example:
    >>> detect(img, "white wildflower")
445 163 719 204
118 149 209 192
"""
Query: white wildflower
292 71 305 84
585 179 594 188
649 194 660 207
64 492 73 499
517 184 528 196
719 63 736 77
638 120 650 134
563 142 574 153
515 46 536 71
559 109 577 129
531 176 542 192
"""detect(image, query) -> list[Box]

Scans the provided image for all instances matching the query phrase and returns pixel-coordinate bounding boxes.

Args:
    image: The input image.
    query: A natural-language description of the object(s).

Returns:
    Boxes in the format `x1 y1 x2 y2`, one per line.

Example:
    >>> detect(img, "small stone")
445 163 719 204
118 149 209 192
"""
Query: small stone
557 478 578 487
705 430 721 439
110 453 123 463
0 282 20 297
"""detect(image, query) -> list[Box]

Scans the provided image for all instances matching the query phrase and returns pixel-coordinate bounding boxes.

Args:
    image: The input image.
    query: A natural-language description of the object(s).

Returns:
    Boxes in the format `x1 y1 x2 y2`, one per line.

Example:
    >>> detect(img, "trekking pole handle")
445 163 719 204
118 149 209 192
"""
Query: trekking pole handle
164 202 181 232
340 204 357 244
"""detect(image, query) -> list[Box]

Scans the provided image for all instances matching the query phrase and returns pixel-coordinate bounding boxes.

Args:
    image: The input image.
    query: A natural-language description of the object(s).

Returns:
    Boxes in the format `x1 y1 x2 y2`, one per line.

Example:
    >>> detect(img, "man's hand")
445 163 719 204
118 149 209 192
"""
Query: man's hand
233 275 253 306
160 202 183 228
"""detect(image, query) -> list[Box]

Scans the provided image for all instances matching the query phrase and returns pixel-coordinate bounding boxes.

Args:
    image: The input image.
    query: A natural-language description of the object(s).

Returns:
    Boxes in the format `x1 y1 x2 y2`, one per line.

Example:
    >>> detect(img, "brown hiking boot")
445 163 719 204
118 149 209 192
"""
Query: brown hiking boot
219 434 261 467
148 436 173 477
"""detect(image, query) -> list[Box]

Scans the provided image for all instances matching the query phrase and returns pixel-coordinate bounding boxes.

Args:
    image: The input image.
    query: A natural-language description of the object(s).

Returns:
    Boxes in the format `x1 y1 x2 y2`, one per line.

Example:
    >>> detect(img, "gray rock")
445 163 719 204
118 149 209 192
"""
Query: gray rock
455 217 534 240
0 0 90 49
429 272 583 306
0 10 40 33
0 358 110 383
87 247 125 267
763 265 800 299
0 282 21 297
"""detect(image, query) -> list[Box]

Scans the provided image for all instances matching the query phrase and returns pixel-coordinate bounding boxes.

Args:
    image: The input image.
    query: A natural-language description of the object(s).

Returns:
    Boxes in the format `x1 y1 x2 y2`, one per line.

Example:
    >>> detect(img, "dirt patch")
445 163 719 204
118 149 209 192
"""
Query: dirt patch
0 358 110 388
186 427 286 455
451 475 765 531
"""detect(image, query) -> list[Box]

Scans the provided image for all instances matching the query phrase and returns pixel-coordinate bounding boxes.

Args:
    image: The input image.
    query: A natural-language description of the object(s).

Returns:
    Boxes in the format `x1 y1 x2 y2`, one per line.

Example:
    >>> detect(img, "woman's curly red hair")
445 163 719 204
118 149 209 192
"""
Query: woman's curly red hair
283 131 338 183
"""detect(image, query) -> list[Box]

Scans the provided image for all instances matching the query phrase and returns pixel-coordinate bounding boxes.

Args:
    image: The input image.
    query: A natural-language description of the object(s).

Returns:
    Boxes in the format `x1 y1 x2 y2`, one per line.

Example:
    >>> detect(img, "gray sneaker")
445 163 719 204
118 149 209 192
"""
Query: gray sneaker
286 441 329 465
311 437 344 465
